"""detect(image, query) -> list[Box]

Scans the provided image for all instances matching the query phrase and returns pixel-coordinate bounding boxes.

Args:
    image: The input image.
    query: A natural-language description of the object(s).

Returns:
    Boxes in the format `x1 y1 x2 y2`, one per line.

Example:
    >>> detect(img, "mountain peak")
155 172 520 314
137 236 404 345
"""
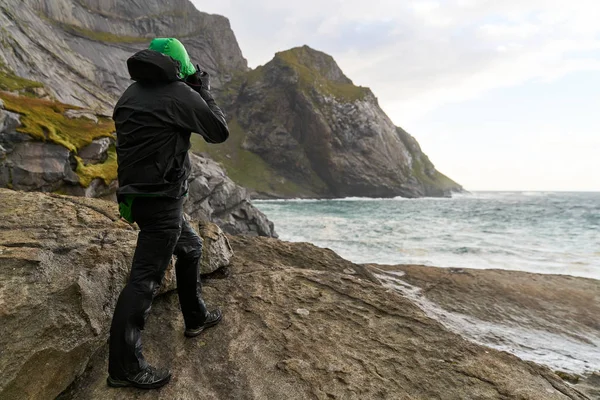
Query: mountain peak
274 45 352 85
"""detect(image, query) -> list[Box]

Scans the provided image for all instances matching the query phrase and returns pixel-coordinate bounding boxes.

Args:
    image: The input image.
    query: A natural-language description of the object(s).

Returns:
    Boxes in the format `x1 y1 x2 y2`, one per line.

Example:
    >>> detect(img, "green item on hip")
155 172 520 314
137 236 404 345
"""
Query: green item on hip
118 195 136 223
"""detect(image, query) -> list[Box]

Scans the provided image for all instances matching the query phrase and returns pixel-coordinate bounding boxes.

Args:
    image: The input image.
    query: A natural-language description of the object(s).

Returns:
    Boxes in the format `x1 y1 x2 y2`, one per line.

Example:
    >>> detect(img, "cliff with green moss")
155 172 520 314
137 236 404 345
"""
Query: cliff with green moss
0 68 276 236
198 46 461 198
0 0 279 236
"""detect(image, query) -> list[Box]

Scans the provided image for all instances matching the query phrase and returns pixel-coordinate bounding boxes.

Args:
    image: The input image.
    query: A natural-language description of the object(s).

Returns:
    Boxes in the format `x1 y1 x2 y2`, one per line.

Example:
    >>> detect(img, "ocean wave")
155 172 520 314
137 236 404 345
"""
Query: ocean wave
521 191 553 197
451 246 483 255
257 192 559 203
254 192 600 280
254 198 323 203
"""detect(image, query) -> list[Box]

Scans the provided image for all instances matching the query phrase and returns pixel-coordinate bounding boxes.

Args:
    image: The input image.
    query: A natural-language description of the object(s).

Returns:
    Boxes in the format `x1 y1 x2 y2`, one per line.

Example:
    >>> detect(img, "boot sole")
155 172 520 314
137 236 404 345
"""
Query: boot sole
184 314 223 338
107 374 171 390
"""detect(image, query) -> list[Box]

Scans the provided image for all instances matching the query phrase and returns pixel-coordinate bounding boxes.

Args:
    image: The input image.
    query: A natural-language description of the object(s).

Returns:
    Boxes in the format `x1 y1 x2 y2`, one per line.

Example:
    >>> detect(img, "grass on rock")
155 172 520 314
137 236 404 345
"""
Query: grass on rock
0 91 114 152
0 91 117 188
244 47 369 103
76 146 118 187
191 119 319 197
274 48 369 103
0 64 44 93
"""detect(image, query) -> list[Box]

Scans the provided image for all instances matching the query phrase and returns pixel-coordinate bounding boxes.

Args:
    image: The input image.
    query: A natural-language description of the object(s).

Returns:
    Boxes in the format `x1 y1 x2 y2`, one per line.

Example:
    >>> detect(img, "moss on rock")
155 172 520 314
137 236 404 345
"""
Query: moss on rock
0 92 114 152
0 91 117 188
0 63 44 93
274 47 369 103
242 47 368 103
75 146 118 187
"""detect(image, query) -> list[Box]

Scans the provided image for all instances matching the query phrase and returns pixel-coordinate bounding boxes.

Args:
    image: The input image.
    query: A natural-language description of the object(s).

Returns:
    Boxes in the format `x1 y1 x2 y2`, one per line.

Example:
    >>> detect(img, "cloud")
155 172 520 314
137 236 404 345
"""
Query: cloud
192 0 600 125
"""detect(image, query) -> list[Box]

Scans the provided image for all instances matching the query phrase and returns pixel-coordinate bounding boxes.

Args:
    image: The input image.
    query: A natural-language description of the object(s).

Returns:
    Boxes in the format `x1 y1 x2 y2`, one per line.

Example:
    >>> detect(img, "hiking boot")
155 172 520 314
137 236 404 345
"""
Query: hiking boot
184 309 222 338
107 365 171 390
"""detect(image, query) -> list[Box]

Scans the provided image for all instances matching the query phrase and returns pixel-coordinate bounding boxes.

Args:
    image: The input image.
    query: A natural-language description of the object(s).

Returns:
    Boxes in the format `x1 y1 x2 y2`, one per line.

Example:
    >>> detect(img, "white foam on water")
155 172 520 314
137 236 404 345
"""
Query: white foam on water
375 271 600 375
254 192 600 280
256 198 323 203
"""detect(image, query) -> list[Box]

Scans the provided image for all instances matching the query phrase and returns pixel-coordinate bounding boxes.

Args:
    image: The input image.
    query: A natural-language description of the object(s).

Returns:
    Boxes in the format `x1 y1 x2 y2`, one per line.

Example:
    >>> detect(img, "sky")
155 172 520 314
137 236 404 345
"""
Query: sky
192 0 600 191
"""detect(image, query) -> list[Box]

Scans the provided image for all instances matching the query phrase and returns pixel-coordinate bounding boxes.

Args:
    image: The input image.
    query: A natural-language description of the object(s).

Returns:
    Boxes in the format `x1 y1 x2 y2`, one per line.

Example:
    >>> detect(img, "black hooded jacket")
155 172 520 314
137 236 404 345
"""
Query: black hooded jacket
114 49 229 199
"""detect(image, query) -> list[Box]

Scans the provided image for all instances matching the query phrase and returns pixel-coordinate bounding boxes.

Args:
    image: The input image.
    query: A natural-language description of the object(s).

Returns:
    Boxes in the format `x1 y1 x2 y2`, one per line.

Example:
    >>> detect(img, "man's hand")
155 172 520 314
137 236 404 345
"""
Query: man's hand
186 64 211 91
197 70 210 91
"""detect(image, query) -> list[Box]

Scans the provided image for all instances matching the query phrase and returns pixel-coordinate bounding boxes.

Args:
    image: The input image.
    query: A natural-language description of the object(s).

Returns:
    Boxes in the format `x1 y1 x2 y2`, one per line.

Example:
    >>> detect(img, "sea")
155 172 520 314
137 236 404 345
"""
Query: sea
254 191 600 280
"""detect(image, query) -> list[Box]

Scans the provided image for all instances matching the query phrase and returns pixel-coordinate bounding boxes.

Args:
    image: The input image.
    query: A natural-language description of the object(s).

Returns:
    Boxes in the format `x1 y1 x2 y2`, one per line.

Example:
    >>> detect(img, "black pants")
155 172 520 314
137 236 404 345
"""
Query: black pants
108 196 209 377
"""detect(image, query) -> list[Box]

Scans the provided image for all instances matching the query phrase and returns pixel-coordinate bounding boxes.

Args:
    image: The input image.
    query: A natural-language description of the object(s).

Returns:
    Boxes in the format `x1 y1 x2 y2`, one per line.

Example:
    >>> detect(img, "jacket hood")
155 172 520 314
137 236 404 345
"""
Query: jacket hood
127 50 181 83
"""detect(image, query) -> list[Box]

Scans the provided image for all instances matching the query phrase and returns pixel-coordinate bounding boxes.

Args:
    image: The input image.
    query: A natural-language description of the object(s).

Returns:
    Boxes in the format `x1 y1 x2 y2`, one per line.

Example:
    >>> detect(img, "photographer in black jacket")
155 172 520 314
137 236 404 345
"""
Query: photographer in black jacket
107 38 229 390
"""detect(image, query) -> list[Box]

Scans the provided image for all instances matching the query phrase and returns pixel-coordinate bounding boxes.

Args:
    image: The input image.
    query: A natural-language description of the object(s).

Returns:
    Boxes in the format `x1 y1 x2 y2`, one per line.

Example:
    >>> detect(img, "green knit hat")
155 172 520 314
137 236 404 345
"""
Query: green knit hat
148 38 196 78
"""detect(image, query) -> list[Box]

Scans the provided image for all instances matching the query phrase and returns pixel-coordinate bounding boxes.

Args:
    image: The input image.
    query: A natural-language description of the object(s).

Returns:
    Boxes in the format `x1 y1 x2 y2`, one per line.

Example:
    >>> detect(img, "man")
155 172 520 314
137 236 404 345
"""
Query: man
107 38 229 390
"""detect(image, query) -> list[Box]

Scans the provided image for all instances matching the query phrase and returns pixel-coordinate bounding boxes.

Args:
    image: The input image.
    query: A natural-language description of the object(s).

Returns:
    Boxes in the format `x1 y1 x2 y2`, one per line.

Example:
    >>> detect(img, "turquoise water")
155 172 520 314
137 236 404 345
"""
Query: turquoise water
255 192 600 279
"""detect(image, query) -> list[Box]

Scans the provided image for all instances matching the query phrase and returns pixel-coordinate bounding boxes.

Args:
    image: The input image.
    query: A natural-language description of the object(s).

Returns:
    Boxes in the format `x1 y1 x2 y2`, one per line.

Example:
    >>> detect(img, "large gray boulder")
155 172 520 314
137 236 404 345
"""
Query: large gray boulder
0 189 232 400
185 152 277 237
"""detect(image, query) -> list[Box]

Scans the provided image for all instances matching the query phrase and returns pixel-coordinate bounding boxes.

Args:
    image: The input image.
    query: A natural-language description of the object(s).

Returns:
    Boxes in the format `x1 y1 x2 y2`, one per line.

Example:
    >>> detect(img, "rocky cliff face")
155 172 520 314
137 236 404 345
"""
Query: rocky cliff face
0 0 247 113
0 189 590 400
199 46 462 198
0 93 117 197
